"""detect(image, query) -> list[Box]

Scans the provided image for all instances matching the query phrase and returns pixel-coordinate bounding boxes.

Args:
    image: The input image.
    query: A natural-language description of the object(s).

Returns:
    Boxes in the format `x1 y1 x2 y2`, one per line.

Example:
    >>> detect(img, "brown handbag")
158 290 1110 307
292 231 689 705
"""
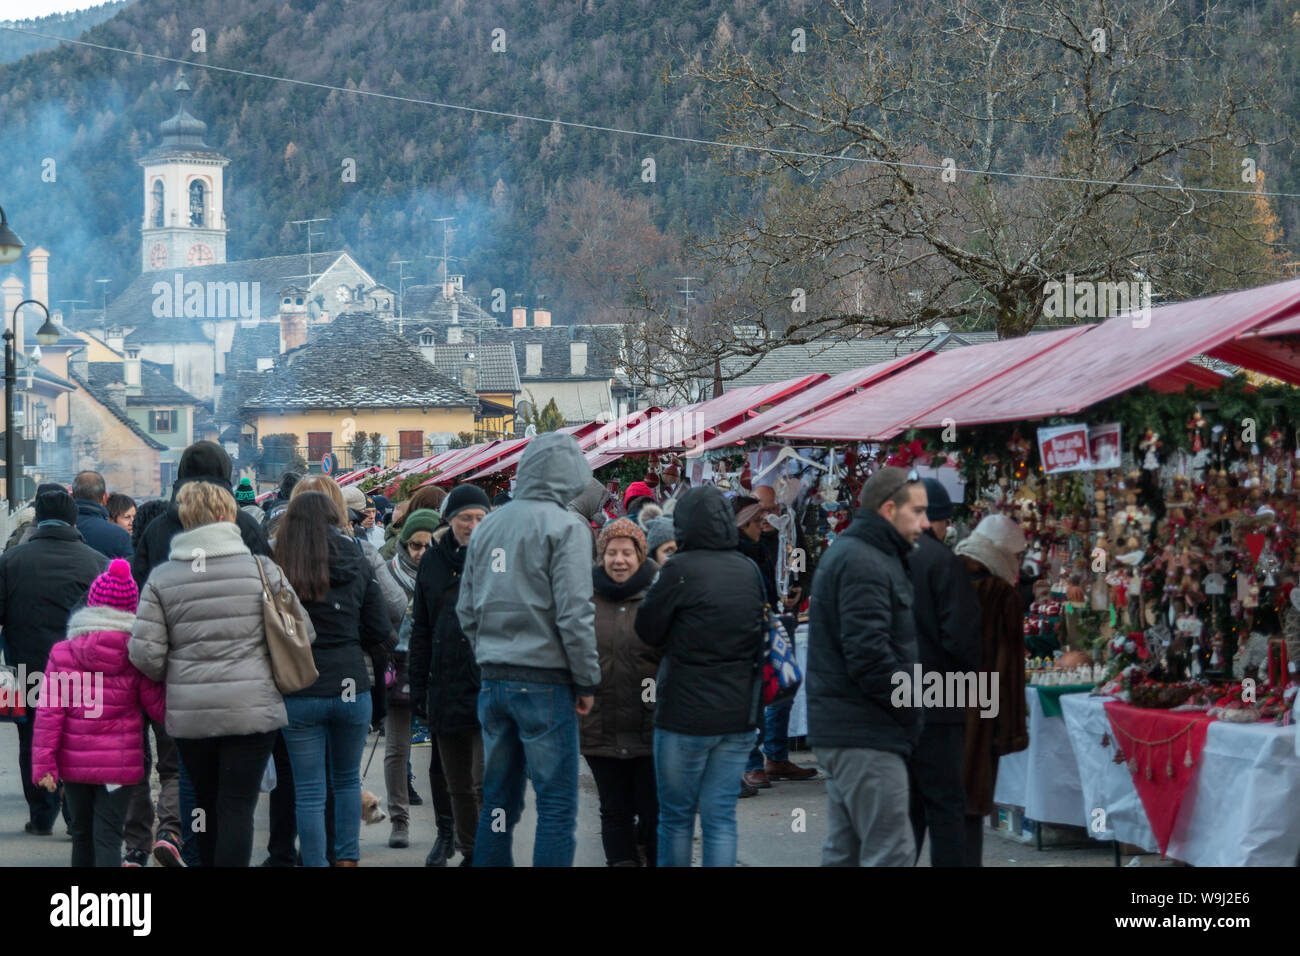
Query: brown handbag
253 555 319 694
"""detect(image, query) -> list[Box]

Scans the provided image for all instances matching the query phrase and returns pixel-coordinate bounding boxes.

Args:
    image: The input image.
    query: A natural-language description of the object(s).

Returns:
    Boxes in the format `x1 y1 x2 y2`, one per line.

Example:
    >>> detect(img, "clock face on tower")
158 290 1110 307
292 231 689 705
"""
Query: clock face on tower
186 243 215 266
335 284 350 305
150 243 169 269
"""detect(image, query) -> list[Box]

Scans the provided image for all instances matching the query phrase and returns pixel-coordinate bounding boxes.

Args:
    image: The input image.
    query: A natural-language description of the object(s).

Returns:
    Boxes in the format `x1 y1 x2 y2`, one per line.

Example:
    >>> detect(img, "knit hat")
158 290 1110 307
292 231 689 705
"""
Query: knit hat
954 514 1027 585
399 508 442 544
921 478 953 521
35 490 77 525
597 518 646 563
644 516 676 556
278 471 302 500
623 481 655 509
342 484 366 513
444 484 492 521
87 558 139 614
234 477 256 503
177 440 233 487
492 492 512 508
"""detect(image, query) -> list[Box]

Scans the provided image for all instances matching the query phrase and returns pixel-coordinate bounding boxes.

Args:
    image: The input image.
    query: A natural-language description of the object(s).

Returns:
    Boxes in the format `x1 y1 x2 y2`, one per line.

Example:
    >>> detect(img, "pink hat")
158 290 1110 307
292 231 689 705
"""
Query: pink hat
87 558 139 614
623 481 655 509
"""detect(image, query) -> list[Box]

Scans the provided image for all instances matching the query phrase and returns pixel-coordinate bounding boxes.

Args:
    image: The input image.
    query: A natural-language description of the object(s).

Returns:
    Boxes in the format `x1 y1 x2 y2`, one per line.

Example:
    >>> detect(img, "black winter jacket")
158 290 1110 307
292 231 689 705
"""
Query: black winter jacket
738 533 778 607
75 500 132 559
908 529 983 725
807 510 922 756
635 486 766 737
291 532 395 698
132 478 270 586
0 524 107 672
409 526 481 734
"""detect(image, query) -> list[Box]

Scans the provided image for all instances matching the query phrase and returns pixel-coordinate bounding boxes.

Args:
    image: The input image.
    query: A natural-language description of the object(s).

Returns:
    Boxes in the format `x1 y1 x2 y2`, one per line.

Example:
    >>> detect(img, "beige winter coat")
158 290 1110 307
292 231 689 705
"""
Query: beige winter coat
130 521 310 739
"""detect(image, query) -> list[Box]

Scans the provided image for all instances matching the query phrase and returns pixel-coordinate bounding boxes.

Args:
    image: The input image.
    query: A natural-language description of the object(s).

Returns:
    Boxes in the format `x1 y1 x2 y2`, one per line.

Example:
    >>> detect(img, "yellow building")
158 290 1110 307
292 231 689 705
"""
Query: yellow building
414 338 520 441
241 312 479 474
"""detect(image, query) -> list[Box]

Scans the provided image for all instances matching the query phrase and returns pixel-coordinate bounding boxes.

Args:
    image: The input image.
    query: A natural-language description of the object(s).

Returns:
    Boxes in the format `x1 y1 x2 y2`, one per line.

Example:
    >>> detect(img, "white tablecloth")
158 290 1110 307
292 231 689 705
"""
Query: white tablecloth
992 686 1087 827
1061 693 1300 866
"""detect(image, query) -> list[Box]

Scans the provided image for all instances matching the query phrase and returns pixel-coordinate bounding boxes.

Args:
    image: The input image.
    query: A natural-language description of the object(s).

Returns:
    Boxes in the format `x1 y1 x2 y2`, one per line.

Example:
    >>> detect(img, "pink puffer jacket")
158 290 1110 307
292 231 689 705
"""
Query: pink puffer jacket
32 606 165 787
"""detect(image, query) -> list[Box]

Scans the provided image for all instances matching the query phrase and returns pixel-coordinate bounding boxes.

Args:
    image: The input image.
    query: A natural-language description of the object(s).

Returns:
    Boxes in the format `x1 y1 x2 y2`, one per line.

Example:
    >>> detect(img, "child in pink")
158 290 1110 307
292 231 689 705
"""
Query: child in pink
32 558 165 867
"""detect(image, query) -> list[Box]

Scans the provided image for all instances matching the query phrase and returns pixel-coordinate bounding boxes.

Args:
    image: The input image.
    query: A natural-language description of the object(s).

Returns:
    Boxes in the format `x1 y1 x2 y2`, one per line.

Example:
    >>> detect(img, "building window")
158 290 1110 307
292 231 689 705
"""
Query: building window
151 410 175 433
307 432 332 462
399 430 424 459
151 180 164 228
189 181 206 227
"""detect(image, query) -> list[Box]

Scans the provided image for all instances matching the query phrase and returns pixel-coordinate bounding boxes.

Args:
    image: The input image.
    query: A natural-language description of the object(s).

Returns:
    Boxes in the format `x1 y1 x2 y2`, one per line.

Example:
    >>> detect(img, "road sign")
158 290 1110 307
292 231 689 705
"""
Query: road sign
321 453 335 474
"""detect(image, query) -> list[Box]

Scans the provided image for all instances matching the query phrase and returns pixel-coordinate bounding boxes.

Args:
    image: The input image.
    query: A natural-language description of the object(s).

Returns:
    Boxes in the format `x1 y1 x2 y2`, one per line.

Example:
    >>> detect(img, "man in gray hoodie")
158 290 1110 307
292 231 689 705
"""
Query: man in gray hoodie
456 431 601 867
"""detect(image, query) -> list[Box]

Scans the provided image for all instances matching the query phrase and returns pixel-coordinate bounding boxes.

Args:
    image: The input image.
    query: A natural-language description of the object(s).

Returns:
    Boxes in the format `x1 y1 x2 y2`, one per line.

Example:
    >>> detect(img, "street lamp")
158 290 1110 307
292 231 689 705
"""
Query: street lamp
0 206 22 265
6 299 60 509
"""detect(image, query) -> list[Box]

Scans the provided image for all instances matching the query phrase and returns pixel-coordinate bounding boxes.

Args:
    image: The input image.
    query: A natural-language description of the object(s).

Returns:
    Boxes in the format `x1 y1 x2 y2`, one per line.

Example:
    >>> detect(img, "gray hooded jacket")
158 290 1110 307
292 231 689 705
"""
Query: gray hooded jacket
456 432 601 694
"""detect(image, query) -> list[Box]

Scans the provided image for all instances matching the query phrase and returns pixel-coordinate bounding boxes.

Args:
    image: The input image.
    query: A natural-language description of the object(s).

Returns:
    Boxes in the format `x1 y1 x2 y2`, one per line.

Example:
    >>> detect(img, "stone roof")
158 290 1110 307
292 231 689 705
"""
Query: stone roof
241 312 479 411
475 324 624 383
718 330 1000 390
401 286 499 327
421 342 521 394
87 360 202 407
67 366 168 451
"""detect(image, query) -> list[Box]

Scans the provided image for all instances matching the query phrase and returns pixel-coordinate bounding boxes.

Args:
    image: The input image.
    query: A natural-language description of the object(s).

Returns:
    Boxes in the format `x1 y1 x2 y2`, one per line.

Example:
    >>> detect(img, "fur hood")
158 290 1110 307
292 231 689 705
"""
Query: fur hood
66 605 137 640
168 521 251 562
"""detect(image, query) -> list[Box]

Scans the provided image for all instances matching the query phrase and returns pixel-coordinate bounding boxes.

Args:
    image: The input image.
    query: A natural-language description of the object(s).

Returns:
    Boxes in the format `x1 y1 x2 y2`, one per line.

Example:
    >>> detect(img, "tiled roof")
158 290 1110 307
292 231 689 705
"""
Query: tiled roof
87 251 362 339
422 342 521 394
475 324 624 382
87 360 202 407
402 286 499 327
241 312 479 411
67 366 168 451
718 330 1000 390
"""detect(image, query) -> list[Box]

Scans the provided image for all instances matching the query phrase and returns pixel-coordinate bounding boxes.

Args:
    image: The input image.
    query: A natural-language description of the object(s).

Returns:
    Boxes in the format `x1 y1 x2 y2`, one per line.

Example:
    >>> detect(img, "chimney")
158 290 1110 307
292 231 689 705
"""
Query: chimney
2 277 23 360
278 286 307 354
450 300 459 326
461 363 478 392
511 306 527 328
124 346 142 388
533 308 551 328
105 381 127 410
28 247 49 312
570 341 587 377
447 324 463 345
106 326 125 353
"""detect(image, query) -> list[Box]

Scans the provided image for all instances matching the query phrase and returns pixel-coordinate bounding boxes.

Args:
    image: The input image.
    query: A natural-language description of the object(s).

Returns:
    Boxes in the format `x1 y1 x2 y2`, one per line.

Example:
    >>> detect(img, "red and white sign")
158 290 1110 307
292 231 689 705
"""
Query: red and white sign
1037 423 1092 474
1087 422 1122 470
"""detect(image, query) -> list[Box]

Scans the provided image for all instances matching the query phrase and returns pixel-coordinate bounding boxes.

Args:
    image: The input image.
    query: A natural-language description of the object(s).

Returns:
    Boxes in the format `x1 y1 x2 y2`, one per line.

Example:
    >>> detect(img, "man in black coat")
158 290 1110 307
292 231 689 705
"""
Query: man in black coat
807 467 929 866
0 491 107 834
126 439 273 868
71 470 132 559
907 479 982 866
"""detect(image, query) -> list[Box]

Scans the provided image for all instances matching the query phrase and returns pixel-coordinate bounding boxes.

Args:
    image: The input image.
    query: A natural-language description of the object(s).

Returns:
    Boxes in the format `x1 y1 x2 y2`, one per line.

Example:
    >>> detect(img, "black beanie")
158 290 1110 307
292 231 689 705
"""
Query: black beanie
492 492 512 507
444 484 492 521
177 441 233 486
278 471 303 500
33 482 65 504
35 490 77 525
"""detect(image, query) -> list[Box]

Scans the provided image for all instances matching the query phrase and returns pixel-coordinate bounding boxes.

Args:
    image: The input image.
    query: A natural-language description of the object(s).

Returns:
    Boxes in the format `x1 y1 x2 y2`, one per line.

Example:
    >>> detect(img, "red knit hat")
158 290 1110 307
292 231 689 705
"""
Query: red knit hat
623 481 655 509
87 558 139 614
597 518 647 563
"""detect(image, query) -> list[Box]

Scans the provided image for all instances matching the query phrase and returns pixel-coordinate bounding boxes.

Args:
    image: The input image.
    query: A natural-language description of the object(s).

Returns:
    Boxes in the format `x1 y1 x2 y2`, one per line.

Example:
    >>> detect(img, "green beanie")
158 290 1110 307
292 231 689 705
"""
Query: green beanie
234 477 256 504
399 508 442 545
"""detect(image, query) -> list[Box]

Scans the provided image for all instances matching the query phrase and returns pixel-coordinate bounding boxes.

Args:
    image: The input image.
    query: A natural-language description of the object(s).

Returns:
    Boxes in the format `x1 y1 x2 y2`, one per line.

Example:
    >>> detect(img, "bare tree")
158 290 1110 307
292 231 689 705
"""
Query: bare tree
626 0 1287 394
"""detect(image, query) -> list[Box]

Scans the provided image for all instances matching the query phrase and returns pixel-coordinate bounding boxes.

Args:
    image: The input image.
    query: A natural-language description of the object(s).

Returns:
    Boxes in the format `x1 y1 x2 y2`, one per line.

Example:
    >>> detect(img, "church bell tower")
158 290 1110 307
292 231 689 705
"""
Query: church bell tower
140 72 229 273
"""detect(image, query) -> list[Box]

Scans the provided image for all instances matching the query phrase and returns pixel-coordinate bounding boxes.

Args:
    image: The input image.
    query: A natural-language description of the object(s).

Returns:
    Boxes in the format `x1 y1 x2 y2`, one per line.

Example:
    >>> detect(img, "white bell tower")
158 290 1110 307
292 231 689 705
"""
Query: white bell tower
140 72 229 273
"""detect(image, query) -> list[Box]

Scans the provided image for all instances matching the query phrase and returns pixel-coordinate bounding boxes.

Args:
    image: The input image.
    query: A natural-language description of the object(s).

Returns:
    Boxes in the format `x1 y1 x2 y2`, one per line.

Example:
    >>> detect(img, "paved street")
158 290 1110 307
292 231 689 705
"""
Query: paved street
0 727 1136 867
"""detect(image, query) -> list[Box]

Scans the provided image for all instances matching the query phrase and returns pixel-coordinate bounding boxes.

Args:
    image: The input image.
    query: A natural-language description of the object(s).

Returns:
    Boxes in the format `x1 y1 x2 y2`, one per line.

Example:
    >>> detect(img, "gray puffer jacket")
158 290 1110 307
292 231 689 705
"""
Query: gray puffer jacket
130 521 310 739
456 432 602 694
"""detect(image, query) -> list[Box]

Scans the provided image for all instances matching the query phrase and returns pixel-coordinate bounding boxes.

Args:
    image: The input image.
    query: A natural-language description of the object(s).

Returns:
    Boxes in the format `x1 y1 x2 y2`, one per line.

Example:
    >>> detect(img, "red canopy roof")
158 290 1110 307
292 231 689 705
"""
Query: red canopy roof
686 352 931 456
426 438 531 484
904 280 1300 429
593 375 826 455
773 329 1086 441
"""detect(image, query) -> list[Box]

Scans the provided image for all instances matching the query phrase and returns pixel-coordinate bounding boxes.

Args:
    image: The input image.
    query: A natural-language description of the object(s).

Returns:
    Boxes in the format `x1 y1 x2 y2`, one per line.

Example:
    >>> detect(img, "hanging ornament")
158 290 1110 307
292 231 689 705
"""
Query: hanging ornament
1187 407 1207 453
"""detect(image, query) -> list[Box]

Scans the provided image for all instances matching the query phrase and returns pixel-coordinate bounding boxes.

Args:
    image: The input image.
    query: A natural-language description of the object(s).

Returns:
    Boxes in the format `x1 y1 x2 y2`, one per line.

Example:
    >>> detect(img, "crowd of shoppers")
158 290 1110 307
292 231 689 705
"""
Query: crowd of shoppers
7 440 1027 869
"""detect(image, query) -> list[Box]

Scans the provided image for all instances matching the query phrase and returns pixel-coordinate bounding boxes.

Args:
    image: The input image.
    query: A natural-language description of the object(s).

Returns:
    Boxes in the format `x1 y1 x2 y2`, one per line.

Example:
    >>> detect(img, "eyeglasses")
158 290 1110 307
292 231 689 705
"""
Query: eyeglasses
877 468 923 503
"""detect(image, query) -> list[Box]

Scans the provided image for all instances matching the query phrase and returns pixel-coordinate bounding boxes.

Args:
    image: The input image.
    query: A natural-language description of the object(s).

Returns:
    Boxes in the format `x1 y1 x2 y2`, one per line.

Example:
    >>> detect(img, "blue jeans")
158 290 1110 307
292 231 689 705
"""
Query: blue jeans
282 691 371 866
655 728 753 867
747 699 794 771
473 680 579 867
